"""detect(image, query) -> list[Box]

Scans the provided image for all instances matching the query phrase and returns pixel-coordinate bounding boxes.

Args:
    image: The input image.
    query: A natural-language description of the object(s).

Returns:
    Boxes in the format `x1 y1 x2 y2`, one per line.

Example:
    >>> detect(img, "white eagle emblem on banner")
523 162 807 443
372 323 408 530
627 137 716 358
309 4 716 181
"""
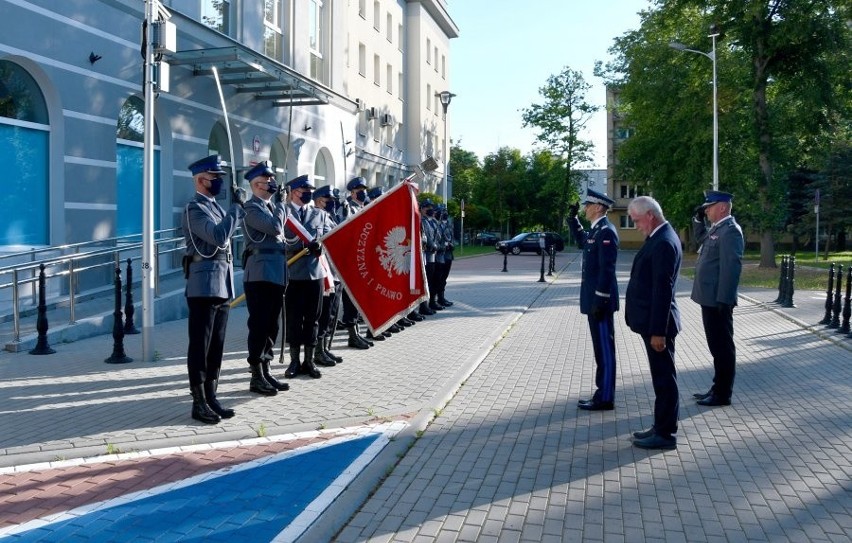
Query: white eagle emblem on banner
376 226 411 278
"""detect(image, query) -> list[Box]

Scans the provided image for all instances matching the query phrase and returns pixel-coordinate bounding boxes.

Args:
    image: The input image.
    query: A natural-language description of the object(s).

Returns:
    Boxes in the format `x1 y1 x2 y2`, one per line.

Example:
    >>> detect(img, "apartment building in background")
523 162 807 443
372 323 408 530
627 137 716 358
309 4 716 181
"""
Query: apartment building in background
0 0 458 248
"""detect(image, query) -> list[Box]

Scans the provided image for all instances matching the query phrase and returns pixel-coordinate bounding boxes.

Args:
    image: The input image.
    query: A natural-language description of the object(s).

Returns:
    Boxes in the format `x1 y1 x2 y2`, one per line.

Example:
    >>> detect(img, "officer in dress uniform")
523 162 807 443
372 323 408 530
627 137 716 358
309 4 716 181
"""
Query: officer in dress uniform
241 161 288 396
182 154 246 424
567 189 620 411
283 174 329 379
419 198 441 314
691 190 744 407
312 185 344 366
337 176 373 348
435 204 454 307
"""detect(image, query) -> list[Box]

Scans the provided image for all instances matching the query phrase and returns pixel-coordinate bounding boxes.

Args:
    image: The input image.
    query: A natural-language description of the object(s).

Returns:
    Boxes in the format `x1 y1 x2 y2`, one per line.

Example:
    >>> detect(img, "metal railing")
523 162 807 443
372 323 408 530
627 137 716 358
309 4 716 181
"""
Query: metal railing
0 228 193 344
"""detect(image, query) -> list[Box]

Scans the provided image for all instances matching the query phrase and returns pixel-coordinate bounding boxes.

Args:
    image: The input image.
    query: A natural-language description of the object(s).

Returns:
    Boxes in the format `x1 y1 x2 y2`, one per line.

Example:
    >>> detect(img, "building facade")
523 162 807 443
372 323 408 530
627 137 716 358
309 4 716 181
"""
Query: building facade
606 85 647 248
0 0 458 249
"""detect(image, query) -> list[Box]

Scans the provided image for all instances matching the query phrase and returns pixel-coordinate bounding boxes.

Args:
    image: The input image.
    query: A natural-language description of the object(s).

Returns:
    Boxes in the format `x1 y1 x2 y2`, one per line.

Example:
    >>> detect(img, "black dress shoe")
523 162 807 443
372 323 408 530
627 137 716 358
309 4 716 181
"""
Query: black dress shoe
633 434 676 450
696 394 731 406
577 398 594 406
632 427 655 440
408 311 424 322
693 389 713 400
578 401 614 411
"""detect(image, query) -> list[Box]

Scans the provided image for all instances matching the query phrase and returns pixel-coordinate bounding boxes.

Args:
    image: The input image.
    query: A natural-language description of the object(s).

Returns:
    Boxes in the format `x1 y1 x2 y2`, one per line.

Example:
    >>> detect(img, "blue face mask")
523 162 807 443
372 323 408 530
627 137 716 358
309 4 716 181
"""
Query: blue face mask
425 208 434 217
355 190 367 203
266 179 279 194
326 199 339 213
299 191 313 204
207 177 224 196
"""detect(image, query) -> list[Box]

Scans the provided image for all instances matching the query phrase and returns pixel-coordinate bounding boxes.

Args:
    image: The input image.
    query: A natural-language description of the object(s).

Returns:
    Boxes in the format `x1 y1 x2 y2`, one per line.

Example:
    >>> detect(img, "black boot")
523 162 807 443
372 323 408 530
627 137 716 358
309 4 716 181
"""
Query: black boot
324 343 343 363
204 380 235 419
262 360 290 391
408 310 424 322
429 294 445 311
419 301 435 316
313 345 336 367
249 363 278 396
301 346 322 378
365 330 385 342
347 326 370 349
438 292 453 306
190 384 220 424
285 346 301 378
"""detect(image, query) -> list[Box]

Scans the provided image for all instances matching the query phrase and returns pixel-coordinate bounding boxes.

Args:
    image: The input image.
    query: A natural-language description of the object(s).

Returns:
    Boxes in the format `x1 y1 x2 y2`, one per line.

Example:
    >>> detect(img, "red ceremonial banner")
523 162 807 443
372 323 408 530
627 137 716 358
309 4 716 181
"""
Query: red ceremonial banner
322 182 428 335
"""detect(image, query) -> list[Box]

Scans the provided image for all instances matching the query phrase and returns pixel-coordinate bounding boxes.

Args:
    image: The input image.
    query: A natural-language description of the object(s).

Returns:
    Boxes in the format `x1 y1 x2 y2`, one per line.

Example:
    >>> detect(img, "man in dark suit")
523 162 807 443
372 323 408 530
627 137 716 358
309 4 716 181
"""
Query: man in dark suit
241 161 288 396
283 174 331 379
567 189 620 411
691 190 744 406
182 154 246 424
625 196 682 450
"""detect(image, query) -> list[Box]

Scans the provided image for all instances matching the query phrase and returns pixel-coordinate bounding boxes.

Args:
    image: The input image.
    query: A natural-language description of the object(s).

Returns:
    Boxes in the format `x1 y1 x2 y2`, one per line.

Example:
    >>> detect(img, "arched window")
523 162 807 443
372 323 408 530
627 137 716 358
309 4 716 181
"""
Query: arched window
116 95 160 236
313 149 329 187
0 61 49 246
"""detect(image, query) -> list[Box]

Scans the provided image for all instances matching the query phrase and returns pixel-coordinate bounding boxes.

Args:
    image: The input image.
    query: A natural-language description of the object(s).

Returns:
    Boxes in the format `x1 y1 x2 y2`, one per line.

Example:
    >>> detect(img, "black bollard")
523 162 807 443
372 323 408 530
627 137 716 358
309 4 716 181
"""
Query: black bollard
548 246 555 275
501 250 508 272
105 266 133 364
538 248 546 282
829 264 843 328
29 263 56 355
839 267 851 334
782 255 796 308
123 258 139 334
819 263 835 324
773 256 787 303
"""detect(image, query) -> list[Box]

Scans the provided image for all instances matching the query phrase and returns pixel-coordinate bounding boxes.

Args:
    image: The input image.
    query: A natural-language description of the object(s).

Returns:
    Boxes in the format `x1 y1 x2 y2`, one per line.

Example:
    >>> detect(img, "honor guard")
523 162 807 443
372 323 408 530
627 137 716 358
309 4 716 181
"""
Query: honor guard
435 205 454 307
312 185 345 366
283 175 331 379
419 198 442 314
182 154 246 424
241 161 289 396
567 189 620 411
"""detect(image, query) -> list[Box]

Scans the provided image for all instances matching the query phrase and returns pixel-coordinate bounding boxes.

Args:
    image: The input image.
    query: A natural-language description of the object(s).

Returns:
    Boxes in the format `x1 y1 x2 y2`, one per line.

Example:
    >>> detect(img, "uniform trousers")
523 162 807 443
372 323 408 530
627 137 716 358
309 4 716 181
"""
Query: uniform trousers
244 281 285 363
588 313 616 403
340 290 359 327
318 284 342 345
701 304 736 399
186 296 230 386
641 334 679 438
285 279 322 347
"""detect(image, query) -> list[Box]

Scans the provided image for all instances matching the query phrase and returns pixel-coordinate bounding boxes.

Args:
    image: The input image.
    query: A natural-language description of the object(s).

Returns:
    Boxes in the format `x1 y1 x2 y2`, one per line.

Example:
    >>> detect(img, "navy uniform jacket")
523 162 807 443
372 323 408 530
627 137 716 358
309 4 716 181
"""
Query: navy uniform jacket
691 216 744 307
284 202 332 281
242 195 288 286
625 222 682 338
182 193 244 299
568 216 620 314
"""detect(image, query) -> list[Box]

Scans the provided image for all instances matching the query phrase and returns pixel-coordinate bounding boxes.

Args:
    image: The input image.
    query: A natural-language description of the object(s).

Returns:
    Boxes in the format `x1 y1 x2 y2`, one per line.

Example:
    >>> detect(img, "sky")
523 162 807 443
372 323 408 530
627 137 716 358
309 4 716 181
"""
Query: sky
447 0 651 168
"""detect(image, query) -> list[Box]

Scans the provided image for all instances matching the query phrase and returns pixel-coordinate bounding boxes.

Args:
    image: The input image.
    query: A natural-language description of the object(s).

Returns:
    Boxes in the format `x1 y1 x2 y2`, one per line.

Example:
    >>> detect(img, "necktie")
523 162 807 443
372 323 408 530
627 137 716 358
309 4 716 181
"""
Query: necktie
299 207 306 223
267 202 275 214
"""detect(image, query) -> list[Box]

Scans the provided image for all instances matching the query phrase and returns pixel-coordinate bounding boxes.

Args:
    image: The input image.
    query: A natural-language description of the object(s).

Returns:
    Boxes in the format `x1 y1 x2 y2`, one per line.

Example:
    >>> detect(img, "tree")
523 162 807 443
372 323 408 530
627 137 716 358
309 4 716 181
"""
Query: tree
478 147 528 238
521 67 599 230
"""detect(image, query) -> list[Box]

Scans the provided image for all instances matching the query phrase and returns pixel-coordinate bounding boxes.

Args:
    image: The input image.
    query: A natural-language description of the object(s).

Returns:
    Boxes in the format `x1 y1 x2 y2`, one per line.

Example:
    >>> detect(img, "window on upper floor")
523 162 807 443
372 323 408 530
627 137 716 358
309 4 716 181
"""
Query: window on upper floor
263 0 283 60
201 0 230 34
359 0 366 18
373 1 380 31
426 83 431 110
426 38 432 64
441 55 446 79
358 43 366 77
373 54 381 86
397 24 403 51
386 63 393 94
615 127 633 140
433 46 438 72
619 184 646 199
309 0 328 84
619 215 636 229
398 71 403 99
386 13 393 42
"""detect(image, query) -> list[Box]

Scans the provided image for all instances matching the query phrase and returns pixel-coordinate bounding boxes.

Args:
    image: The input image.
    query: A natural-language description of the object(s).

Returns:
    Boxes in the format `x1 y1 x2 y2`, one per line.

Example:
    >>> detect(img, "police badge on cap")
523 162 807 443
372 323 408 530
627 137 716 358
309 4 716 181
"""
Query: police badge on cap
701 190 734 208
583 189 614 208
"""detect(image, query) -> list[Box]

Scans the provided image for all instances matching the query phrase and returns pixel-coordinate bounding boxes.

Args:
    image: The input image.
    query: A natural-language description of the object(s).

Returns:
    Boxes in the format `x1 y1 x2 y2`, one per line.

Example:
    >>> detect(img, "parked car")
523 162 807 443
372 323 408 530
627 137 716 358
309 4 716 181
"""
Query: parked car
495 232 565 255
474 231 501 246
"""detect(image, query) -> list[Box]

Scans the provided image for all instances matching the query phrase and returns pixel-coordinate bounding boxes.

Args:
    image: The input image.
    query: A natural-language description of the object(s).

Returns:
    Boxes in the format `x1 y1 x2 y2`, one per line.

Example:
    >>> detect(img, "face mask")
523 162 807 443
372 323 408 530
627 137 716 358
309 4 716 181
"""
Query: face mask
355 190 367 202
266 180 279 194
425 209 434 217
207 177 224 196
326 199 339 213
299 191 313 204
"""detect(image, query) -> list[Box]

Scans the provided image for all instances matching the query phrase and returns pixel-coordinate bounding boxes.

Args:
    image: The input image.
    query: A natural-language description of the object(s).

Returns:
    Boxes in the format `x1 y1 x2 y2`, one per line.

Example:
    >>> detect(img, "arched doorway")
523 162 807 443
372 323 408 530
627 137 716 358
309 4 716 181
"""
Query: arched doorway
0 60 49 246
116 95 161 237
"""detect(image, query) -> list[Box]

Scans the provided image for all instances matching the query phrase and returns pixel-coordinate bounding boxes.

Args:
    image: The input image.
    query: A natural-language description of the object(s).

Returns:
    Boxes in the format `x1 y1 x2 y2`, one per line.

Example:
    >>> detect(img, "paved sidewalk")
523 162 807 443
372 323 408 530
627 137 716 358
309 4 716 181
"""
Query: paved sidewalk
0 251 849 542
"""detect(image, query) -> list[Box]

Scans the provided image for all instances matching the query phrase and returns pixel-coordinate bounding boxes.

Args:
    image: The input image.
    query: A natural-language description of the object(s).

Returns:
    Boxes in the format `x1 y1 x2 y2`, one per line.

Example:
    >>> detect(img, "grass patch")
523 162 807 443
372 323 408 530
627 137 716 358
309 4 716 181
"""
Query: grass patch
680 251 850 290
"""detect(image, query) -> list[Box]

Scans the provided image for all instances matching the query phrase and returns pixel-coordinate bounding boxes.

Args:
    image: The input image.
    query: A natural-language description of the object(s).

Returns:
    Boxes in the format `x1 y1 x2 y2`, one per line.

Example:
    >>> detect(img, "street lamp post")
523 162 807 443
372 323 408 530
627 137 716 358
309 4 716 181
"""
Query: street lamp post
436 91 456 204
670 27 720 191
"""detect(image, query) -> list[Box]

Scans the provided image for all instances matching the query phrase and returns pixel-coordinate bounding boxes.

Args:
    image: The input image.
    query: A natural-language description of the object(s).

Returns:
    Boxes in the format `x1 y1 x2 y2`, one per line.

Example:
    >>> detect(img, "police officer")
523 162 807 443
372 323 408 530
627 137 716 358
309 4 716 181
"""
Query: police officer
312 185 344 366
567 189 620 411
283 174 329 379
182 154 246 424
241 161 288 396
420 198 442 313
337 176 373 348
435 204 454 307
691 190 744 406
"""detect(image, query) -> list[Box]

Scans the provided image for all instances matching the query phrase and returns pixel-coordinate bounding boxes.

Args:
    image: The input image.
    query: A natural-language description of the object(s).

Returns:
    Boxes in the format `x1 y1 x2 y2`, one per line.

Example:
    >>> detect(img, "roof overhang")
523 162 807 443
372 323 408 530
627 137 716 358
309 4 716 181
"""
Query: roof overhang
165 46 333 107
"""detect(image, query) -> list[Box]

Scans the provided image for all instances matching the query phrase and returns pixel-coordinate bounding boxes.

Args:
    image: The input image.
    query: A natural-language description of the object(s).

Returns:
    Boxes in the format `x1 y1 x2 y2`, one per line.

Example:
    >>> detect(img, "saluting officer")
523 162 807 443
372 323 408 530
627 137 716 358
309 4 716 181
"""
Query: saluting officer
241 161 288 396
283 175 330 379
691 190 744 407
337 176 373 348
567 189 620 411
182 154 246 424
